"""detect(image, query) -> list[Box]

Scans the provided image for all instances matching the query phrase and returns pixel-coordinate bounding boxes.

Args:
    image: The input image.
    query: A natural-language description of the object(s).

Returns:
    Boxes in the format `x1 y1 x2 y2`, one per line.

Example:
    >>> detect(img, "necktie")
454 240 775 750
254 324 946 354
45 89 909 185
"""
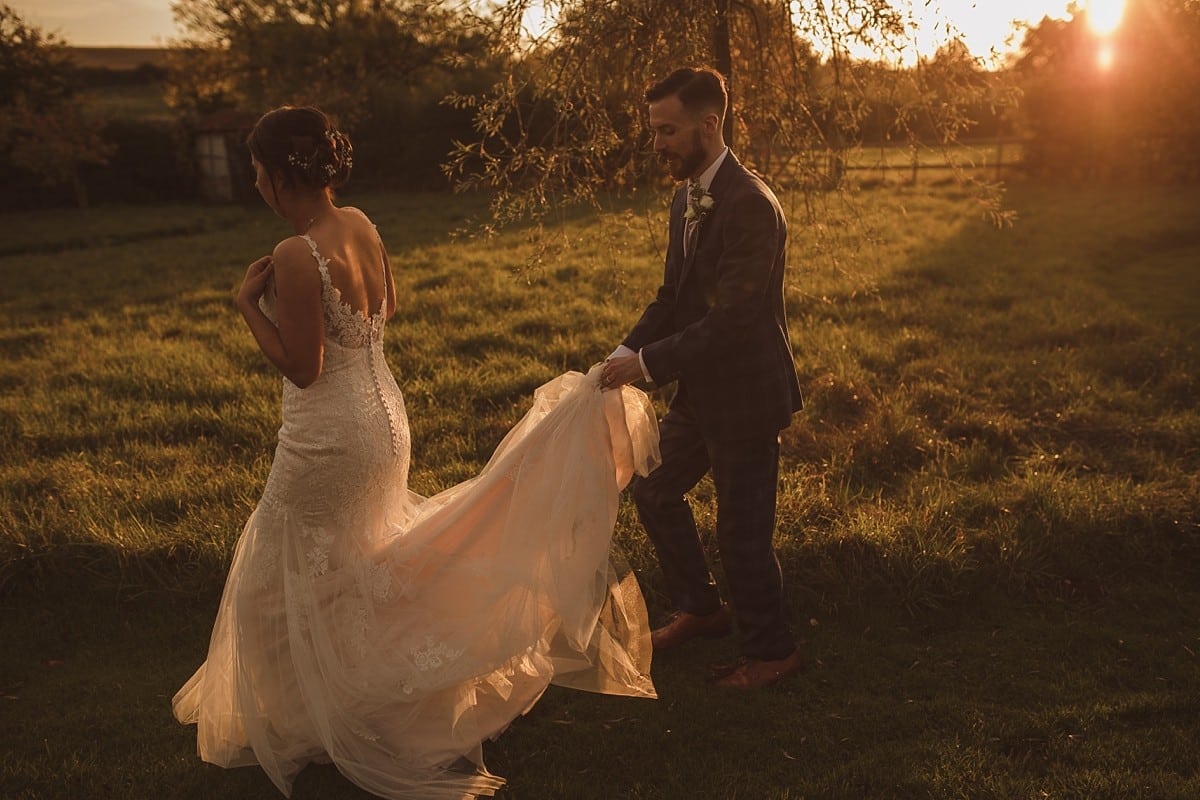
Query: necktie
683 182 699 257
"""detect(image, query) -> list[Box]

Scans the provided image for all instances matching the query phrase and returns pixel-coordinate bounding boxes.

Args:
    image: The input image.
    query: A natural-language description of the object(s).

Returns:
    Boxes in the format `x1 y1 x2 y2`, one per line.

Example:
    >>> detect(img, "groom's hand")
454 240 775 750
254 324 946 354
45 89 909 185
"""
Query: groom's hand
601 355 643 391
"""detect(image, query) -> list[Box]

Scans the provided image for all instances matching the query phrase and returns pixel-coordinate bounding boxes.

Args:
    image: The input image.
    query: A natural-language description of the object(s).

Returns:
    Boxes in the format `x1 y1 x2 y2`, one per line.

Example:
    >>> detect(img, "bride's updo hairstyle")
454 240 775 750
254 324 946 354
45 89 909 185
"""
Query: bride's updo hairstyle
248 106 353 192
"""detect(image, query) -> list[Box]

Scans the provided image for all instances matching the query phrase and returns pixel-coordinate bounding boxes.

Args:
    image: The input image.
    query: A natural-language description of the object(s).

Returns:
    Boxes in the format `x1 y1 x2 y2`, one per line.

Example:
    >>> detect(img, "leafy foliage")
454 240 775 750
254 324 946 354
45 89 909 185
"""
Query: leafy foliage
166 0 493 126
1014 0 1200 181
0 5 77 108
445 0 1017 231
0 6 113 208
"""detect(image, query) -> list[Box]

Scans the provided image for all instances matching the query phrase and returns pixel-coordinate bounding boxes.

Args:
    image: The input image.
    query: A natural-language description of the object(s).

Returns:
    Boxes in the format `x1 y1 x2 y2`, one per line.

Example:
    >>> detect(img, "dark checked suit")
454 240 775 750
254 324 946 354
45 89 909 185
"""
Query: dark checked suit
623 151 803 661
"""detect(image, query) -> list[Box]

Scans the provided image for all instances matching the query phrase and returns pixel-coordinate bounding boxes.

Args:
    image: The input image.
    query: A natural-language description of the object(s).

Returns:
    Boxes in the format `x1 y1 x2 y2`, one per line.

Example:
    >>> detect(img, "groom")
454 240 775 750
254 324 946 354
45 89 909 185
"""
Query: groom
601 67 804 689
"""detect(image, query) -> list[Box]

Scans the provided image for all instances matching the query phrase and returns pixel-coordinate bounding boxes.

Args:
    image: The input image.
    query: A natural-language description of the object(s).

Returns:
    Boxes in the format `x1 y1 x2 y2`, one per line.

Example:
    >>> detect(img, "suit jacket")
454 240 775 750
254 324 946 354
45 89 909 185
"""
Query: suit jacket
623 152 803 440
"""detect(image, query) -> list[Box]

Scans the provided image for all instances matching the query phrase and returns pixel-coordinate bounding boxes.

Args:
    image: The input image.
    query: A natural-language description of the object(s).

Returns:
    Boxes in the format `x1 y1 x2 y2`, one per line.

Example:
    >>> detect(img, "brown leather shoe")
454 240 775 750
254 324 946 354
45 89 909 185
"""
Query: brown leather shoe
650 605 733 651
709 649 805 689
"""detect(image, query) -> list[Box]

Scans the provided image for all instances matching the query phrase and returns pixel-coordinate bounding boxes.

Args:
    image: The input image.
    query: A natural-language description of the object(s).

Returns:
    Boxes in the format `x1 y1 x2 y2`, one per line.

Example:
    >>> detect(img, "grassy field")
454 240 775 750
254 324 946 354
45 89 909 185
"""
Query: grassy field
1 181 1198 798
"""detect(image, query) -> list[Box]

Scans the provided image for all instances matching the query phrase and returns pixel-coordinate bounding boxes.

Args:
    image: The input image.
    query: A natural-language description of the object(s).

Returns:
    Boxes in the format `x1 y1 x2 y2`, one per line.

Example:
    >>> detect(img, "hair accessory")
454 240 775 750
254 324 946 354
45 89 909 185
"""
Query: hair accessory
327 130 354 172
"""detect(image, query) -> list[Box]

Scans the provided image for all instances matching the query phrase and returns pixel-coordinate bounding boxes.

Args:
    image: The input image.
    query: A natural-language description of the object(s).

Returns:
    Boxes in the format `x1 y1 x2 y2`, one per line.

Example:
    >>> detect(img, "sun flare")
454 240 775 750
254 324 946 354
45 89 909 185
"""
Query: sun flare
1096 43 1116 70
1087 0 1126 36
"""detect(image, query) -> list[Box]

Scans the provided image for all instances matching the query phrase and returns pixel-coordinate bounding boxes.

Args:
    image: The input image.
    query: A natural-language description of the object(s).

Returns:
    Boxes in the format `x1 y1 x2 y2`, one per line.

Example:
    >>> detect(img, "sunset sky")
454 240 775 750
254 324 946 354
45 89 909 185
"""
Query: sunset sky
9 0 1112 62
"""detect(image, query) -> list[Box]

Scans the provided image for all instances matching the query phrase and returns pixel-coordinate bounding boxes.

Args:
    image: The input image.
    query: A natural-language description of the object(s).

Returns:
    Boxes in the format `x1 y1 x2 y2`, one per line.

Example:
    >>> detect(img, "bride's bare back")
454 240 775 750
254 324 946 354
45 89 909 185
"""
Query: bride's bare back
301 206 395 323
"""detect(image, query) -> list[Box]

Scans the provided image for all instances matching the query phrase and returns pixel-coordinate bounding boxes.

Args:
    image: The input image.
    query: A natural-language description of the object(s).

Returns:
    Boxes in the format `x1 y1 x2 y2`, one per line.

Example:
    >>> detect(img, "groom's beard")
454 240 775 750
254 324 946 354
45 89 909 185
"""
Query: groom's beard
661 130 706 181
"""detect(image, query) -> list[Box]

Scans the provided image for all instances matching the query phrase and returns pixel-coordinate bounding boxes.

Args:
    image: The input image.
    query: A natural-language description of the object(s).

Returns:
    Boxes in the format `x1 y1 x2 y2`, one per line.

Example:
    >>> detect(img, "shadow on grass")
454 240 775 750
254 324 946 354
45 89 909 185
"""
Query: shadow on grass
2 585 1197 799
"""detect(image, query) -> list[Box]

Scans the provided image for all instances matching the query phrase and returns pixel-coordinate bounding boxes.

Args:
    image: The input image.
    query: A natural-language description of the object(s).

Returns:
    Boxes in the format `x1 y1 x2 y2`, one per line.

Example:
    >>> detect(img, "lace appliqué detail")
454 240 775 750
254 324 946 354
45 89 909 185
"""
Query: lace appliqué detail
346 719 381 743
285 571 310 632
300 234 385 350
300 233 405 457
305 529 335 577
251 540 281 589
371 563 394 602
258 472 286 515
412 636 464 672
340 599 370 660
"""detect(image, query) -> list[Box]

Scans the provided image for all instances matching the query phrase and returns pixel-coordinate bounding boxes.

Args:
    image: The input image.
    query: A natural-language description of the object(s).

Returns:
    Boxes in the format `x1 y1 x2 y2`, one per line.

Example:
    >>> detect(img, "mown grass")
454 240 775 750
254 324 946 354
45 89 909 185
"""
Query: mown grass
1 181 1198 798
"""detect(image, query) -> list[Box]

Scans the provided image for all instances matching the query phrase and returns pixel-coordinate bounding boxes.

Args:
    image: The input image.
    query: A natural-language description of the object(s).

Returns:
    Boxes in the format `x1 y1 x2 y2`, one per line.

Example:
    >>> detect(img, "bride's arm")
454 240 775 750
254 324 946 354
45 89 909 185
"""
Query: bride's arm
236 238 325 388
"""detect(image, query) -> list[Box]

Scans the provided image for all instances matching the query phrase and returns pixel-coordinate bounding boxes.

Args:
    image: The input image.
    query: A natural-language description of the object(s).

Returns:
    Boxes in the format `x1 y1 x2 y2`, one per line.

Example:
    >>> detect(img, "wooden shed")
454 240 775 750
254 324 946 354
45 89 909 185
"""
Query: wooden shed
191 110 257 202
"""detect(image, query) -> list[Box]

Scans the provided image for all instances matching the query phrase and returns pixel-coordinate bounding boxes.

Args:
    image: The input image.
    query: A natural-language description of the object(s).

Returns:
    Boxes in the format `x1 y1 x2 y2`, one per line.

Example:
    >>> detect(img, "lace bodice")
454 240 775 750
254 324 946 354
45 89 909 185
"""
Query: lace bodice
299 232 387 349
258 221 408 463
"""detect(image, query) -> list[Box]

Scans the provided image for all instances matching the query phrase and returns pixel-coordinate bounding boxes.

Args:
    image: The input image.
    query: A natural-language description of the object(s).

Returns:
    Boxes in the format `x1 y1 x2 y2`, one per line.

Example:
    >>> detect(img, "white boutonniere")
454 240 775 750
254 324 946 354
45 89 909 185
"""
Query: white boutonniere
684 183 716 224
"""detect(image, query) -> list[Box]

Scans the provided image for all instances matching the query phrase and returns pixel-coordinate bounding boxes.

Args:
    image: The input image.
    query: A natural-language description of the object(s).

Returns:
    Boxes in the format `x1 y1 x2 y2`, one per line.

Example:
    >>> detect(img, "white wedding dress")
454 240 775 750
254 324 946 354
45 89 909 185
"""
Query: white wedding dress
173 228 660 798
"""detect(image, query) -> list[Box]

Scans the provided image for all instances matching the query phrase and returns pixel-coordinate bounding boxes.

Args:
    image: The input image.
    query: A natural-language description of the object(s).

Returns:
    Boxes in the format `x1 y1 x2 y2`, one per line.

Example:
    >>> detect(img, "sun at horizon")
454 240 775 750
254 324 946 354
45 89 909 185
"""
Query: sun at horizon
1087 0 1126 36
1084 0 1125 72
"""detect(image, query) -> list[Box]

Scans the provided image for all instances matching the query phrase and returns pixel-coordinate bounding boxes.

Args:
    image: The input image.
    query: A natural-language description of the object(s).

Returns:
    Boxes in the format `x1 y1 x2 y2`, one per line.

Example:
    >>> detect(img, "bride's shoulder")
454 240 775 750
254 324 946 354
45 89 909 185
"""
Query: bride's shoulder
340 205 374 226
338 206 374 231
272 235 319 273
268 237 324 299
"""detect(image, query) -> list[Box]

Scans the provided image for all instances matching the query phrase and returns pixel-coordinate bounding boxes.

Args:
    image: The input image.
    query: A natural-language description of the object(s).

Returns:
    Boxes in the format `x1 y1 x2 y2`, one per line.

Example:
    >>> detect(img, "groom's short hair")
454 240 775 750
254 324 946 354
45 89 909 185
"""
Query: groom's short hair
645 67 727 121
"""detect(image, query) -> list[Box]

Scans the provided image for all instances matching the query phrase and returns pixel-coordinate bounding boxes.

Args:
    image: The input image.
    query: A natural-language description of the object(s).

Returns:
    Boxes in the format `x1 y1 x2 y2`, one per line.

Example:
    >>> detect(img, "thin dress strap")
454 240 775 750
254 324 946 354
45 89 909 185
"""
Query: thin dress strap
299 233 330 278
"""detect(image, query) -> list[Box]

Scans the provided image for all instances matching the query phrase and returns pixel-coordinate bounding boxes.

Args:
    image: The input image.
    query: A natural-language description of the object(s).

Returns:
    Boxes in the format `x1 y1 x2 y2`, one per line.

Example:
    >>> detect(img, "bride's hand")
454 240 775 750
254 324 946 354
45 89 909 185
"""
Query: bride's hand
237 255 274 309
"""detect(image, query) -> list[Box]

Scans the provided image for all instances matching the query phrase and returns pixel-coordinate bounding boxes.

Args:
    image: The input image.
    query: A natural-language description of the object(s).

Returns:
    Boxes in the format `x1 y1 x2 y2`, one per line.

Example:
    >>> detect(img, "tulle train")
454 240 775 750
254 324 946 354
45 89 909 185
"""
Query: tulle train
174 367 660 798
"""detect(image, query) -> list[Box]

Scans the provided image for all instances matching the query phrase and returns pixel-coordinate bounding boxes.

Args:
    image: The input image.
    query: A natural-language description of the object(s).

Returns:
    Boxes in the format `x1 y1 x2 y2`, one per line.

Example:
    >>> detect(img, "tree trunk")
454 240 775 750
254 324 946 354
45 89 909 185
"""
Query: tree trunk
713 0 734 147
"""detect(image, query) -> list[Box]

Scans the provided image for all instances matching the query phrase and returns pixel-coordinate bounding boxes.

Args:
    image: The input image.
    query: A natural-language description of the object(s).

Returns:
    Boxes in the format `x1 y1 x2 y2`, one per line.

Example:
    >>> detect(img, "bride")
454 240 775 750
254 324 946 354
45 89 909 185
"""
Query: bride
173 106 660 798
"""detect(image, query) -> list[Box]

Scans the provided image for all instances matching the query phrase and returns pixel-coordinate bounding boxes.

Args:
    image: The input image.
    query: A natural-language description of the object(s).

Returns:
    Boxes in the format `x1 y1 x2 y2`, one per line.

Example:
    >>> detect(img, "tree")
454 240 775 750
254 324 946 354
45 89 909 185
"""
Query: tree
2 101 114 208
446 0 1012 231
1015 0 1200 181
167 0 491 127
0 5 113 208
0 4 71 107
1104 0 1200 181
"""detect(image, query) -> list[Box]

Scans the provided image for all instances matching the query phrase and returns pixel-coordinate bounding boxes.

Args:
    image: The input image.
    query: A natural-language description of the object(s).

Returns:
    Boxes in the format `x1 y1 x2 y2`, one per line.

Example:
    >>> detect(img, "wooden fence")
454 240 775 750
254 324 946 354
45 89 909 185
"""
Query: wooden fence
842 139 1027 183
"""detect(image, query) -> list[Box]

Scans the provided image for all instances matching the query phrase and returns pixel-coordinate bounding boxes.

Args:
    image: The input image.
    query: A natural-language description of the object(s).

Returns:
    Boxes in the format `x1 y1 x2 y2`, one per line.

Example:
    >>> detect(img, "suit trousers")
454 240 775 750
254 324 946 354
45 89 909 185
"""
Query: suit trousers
631 394 795 661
